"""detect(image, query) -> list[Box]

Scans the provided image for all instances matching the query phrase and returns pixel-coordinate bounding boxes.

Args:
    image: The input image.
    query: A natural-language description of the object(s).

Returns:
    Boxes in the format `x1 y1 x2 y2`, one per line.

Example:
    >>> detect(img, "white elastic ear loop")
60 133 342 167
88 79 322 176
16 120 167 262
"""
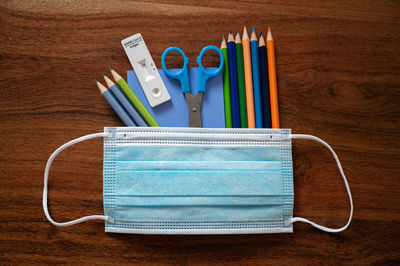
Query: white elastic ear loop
43 132 114 227
284 134 353 233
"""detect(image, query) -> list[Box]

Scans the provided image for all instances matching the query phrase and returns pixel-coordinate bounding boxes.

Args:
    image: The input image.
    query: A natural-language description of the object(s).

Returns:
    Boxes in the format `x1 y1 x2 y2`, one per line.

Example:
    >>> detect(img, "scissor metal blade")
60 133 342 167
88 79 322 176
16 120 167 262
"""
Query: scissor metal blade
185 92 203 127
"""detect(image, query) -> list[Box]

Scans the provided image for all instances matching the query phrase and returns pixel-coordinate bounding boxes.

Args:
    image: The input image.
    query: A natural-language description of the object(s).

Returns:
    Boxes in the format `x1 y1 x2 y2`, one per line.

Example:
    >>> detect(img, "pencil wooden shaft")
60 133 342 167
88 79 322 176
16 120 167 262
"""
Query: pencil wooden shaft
242 35 255 128
235 41 248 128
221 46 233 128
267 37 279 128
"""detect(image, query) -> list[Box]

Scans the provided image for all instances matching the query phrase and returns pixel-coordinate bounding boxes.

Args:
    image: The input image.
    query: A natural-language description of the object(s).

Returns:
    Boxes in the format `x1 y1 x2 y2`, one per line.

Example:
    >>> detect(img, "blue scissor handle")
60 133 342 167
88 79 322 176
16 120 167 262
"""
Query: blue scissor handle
161 47 190 93
196 45 224 93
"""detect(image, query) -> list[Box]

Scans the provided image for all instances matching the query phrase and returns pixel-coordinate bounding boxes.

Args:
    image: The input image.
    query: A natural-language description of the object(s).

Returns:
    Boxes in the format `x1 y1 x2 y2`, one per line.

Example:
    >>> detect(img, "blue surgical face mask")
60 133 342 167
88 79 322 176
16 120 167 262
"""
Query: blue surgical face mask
43 127 353 234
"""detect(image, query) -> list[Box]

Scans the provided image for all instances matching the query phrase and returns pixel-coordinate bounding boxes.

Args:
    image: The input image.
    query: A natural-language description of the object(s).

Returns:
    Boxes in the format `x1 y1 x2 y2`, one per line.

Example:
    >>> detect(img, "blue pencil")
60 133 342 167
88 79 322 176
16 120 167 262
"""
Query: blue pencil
104 73 148 126
250 27 263 128
96 80 137 126
258 33 271 128
227 31 240 128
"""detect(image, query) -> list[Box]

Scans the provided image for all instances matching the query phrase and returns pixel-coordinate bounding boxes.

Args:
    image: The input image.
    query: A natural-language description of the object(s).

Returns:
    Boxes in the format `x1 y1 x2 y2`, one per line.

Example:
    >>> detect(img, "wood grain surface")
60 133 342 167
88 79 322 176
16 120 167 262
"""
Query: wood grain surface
1 0 399 264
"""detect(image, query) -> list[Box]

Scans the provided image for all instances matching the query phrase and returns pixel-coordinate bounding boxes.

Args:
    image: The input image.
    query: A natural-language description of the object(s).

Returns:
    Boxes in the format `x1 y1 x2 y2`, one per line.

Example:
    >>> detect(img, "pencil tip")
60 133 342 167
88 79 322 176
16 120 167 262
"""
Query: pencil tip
109 67 113 71
260 32 263 36
268 26 271 32
252 26 255 32
102 74 106 77
236 29 239 34
95 79 98 83
229 30 232 34
222 34 225 40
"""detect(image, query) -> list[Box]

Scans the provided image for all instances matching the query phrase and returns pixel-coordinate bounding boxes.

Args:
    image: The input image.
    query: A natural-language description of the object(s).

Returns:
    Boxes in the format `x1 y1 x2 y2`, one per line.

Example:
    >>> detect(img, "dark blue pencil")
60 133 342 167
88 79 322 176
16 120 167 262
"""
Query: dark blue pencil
258 33 271 128
250 27 263 128
227 31 240 128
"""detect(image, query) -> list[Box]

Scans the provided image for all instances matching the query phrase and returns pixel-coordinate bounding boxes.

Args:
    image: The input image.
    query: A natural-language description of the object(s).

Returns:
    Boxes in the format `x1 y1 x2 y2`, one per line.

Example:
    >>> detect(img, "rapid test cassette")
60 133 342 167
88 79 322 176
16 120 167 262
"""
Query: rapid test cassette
121 33 170 107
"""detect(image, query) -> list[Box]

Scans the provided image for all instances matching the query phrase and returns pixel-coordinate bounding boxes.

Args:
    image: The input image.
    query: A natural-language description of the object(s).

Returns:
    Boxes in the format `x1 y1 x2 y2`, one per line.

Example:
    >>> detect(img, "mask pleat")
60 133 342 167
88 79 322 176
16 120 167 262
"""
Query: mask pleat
111 206 284 221
116 160 281 171
115 146 283 161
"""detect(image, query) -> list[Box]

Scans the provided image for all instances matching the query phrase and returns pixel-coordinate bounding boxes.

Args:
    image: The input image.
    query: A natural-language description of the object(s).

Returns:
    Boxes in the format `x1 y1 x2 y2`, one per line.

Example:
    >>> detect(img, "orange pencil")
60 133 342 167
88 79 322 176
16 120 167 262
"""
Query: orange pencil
242 26 255 128
266 27 280 128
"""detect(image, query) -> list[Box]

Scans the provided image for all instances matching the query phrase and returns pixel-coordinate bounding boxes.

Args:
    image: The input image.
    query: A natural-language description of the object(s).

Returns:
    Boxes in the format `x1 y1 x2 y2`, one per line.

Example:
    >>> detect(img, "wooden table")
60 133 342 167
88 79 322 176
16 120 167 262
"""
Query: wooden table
1 0 399 264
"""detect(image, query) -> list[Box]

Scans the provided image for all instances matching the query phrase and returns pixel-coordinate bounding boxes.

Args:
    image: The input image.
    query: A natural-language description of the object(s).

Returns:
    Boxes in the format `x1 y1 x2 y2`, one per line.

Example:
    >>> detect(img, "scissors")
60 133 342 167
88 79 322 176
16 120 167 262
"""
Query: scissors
161 46 224 127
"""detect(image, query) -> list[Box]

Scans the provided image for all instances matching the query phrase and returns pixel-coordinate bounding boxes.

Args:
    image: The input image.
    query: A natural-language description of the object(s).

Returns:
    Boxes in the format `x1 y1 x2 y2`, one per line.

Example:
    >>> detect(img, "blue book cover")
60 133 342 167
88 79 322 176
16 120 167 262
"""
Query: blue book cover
127 68 225 128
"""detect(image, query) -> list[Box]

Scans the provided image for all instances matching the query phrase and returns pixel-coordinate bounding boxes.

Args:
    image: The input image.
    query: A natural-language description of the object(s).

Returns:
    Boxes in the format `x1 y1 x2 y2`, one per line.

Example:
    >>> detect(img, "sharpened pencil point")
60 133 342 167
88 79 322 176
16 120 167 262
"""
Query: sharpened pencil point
230 30 232 34
109 67 113 71
260 32 263 36
227 31 235 42
259 33 266 46
96 79 108 94
221 34 227 49
252 26 255 32
236 29 239 34
110 68 122 82
243 26 249 40
268 26 271 32
102 74 106 77
235 30 241 43
103 74 115 88
95 79 98 83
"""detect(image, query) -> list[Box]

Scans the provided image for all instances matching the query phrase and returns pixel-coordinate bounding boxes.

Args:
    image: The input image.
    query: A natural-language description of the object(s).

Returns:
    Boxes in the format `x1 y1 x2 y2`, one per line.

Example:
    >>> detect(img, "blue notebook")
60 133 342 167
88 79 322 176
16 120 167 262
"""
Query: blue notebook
127 68 225 127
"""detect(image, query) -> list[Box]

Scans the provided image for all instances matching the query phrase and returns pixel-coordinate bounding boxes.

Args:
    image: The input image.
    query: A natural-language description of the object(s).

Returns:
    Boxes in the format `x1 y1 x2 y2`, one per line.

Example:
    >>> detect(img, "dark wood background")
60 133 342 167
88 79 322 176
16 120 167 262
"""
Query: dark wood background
1 0 399 264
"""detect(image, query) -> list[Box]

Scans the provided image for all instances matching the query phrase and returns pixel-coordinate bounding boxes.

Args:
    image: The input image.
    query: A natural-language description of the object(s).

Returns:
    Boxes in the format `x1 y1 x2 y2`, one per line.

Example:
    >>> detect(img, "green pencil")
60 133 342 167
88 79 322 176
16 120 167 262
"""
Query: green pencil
221 35 232 128
110 68 159 127
235 30 248 128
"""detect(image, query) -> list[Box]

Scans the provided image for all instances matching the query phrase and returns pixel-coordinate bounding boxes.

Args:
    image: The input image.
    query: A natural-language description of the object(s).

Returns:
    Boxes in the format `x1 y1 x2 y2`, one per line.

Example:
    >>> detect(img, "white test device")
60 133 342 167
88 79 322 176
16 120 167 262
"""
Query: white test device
121 33 170 107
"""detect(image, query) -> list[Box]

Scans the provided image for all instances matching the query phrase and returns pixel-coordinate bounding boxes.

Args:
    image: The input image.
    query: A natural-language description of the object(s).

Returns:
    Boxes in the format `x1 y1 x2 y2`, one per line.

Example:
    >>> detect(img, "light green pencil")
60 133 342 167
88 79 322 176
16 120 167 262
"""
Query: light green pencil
221 35 232 128
110 68 159 127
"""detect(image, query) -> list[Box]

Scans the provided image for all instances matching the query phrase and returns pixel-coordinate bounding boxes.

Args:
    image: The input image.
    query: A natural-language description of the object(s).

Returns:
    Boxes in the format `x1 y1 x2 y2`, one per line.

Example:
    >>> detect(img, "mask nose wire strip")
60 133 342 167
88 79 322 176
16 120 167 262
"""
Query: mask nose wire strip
42 132 114 227
284 134 353 233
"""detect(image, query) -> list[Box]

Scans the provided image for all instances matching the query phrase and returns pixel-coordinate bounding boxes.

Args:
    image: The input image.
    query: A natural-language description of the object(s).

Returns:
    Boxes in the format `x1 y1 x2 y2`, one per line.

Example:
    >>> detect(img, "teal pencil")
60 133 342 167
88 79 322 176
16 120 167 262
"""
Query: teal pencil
250 26 263 128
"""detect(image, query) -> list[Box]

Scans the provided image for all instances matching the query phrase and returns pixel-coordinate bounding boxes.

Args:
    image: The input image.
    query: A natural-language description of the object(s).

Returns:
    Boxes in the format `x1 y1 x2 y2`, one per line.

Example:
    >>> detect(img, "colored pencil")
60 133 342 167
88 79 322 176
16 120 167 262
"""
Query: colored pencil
242 26 255 128
235 30 248 128
96 80 136 126
227 31 240 128
110 69 159 127
266 27 280 128
258 33 271 128
221 35 232 128
250 27 263 128
104 73 148 127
